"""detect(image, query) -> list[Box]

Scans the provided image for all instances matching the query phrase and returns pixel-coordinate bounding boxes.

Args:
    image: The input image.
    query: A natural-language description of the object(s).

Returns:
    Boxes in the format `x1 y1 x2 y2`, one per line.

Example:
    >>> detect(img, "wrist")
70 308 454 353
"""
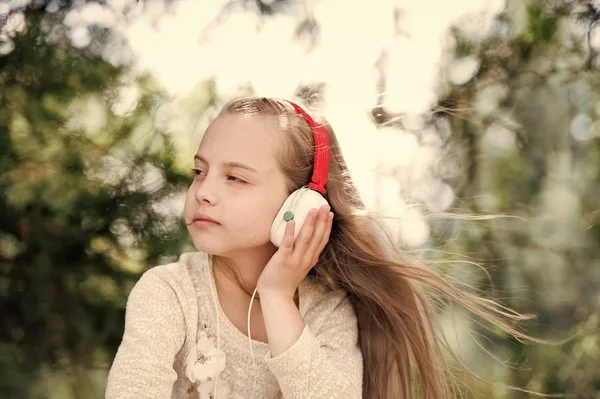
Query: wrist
260 288 305 357
257 287 296 303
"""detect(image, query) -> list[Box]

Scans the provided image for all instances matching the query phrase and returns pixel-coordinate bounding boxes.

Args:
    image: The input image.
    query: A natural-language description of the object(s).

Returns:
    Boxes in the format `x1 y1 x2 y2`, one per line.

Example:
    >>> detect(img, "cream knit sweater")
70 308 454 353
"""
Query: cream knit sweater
105 252 363 399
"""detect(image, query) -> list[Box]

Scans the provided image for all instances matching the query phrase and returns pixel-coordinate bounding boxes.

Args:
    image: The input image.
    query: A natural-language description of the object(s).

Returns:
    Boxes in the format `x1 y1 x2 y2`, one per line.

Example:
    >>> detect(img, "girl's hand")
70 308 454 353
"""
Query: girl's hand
257 205 333 300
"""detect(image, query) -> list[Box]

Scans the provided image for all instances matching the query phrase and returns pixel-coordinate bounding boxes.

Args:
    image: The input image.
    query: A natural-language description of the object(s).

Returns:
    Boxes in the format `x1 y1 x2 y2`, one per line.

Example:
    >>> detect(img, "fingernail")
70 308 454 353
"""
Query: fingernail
329 212 334 220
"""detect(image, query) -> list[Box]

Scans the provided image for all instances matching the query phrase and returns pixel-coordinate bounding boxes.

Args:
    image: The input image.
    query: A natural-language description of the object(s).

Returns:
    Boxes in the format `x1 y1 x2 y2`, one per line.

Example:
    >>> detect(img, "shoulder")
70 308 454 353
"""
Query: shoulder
134 252 207 294
127 252 208 318
300 276 357 332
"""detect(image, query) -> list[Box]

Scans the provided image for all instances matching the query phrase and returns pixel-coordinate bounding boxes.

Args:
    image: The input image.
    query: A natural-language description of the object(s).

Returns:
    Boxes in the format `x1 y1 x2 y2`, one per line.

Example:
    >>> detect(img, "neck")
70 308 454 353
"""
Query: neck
212 245 277 298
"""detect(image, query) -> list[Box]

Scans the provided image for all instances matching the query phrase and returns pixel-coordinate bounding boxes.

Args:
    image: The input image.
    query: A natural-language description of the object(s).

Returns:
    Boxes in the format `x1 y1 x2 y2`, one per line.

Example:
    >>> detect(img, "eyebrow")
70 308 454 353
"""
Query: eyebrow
194 155 259 173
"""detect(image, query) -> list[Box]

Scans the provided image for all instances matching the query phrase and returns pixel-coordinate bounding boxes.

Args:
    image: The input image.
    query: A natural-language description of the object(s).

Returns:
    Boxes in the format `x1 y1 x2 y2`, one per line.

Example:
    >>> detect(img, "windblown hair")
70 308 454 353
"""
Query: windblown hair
219 97 535 399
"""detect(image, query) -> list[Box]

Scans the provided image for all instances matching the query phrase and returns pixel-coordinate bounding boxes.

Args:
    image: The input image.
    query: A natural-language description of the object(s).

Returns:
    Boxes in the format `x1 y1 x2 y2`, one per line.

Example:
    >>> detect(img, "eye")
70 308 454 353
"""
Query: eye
227 175 248 185
191 168 206 178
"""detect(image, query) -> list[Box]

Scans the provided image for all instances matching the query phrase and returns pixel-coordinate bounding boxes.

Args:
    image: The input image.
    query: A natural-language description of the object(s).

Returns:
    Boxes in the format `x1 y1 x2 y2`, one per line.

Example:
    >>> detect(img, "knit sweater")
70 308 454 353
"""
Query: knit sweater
105 251 363 399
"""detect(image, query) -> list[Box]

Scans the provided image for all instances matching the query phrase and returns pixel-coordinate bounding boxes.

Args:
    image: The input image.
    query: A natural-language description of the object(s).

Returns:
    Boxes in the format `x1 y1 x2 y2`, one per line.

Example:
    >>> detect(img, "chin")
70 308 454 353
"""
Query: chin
191 235 273 258
189 235 227 256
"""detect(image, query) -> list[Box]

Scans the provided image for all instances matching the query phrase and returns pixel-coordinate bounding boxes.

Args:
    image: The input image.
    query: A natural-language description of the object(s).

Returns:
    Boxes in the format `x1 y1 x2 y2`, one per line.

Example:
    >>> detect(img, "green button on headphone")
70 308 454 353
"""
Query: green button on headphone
283 211 294 222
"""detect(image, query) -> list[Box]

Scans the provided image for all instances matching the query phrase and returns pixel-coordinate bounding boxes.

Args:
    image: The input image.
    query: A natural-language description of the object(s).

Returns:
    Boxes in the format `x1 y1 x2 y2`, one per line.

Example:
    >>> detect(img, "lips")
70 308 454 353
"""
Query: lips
192 213 220 225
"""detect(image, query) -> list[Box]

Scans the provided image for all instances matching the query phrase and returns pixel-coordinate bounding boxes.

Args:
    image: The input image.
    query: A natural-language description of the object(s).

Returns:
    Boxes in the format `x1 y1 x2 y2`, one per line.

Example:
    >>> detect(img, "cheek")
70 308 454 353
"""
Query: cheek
230 191 287 237
232 205 275 233
183 187 196 216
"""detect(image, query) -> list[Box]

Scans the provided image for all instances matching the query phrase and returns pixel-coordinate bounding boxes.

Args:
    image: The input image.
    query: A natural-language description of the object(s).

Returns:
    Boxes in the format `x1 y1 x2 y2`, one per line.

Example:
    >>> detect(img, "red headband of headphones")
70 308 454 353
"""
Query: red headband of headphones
285 101 330 195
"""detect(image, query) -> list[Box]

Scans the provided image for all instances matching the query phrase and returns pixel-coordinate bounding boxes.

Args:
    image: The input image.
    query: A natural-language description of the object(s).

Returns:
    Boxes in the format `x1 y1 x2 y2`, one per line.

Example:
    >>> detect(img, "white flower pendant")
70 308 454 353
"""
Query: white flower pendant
197 378 231 399
185 331 229 398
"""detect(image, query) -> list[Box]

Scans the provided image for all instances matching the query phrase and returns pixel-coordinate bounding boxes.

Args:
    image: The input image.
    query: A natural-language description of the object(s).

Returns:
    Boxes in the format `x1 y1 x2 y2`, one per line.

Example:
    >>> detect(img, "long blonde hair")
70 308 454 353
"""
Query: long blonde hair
219 97 536 399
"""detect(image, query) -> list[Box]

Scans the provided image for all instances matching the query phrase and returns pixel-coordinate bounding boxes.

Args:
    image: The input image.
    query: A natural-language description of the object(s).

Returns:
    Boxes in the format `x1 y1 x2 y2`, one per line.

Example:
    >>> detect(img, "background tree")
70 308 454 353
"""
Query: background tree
0 4 201 397
410 1 600 397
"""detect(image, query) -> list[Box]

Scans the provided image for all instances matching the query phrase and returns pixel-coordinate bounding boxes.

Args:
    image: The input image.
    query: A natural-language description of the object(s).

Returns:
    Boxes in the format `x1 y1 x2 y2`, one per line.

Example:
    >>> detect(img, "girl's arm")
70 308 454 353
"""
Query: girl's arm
262 290 363 399
106 268 186 399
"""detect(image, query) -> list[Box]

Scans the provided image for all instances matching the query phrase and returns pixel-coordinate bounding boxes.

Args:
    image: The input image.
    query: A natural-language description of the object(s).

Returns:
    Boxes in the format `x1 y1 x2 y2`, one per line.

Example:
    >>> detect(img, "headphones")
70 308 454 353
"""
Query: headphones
269 100 331 247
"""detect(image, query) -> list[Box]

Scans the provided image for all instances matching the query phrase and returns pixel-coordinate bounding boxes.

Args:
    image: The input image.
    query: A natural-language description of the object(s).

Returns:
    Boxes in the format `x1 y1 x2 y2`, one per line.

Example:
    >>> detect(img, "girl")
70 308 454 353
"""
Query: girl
106 97 533 399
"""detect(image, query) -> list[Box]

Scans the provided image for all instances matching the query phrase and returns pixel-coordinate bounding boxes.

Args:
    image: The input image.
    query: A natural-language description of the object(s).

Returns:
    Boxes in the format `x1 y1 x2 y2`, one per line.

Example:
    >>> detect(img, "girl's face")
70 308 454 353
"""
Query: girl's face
183 114 290 256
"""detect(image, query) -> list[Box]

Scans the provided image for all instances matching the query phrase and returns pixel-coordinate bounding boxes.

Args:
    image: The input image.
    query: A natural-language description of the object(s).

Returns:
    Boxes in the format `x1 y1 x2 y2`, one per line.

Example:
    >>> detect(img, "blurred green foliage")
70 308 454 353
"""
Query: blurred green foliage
434 1 600 398
521 1 558 45
0 6 195 398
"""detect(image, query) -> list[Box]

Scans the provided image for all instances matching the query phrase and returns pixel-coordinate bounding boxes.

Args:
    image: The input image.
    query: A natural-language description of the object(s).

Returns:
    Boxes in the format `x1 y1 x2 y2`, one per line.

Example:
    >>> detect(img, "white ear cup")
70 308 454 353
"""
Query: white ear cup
270 187 329 247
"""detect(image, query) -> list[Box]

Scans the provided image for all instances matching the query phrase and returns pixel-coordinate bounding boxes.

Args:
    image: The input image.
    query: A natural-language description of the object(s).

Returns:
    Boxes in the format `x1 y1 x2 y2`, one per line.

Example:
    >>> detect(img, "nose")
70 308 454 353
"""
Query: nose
194 175 218 205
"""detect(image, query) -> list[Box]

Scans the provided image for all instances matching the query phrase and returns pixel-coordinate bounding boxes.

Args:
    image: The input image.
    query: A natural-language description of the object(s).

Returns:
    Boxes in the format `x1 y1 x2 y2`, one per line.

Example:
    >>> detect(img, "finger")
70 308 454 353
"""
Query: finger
317 212 334 252
291 208 318 256
305 206 330 262
279 220 295 256
311 211 333 265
